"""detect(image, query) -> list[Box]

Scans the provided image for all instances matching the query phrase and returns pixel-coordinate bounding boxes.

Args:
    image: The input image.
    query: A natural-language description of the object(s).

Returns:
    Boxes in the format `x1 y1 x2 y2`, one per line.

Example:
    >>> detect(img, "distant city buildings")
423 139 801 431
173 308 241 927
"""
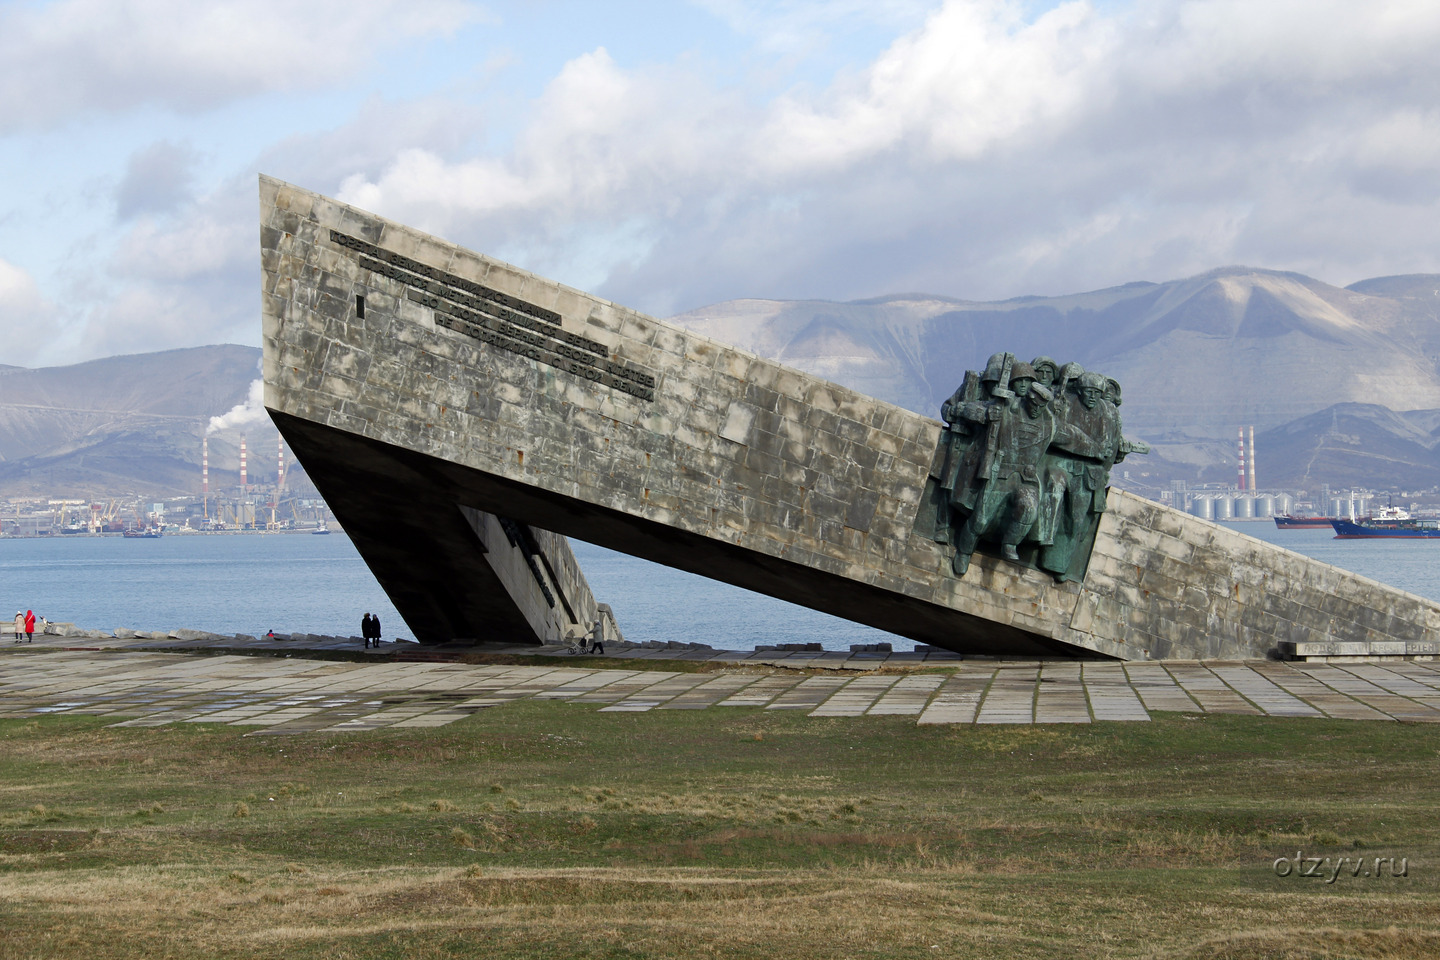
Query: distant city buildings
0 488 330 537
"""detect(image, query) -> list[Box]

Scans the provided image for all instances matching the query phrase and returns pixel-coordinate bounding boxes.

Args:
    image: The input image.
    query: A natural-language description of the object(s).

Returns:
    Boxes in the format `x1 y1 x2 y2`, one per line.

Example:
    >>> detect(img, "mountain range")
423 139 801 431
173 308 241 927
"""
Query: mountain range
0 345 272 498
671 268 1440 492
3 267 1440 499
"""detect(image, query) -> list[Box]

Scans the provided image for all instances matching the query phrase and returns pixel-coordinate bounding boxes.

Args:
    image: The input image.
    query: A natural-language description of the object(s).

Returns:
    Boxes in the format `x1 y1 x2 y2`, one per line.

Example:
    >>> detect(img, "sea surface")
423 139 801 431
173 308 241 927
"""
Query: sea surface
0 521 1434 651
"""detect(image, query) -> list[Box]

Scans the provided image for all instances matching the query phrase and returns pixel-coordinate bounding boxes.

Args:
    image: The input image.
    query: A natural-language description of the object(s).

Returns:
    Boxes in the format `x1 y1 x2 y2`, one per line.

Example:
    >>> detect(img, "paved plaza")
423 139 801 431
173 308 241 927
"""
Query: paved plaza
3 647 1440 734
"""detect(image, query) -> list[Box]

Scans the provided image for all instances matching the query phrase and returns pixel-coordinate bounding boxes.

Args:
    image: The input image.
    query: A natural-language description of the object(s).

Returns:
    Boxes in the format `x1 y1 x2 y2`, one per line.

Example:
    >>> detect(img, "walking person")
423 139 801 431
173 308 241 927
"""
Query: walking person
587 616 605 655
24 610 35 643
11 612 20 644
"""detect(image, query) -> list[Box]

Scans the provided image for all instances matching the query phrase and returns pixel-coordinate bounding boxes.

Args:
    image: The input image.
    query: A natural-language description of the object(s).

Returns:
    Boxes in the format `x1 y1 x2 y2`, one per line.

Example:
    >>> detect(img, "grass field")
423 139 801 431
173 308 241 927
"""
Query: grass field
2 696 1438 958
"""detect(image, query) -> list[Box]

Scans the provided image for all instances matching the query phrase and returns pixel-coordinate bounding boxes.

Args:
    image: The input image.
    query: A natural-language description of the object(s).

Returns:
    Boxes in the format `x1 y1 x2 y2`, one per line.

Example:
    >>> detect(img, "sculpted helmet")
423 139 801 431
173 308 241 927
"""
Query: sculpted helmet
1105 377 1123 406
1010 361 1037 382
981 352 1010 383
1030 356 1059 384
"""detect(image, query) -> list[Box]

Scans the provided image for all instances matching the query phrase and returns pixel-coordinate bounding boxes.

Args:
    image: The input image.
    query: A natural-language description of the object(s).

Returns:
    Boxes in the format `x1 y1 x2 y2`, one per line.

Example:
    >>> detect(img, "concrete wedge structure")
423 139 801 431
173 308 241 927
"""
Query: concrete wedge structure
261 177 1440 660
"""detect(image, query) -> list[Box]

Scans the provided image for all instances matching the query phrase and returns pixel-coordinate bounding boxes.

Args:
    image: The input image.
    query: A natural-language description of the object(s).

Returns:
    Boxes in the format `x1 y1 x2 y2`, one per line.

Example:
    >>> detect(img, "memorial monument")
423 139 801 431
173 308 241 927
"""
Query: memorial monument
261 176 1440 661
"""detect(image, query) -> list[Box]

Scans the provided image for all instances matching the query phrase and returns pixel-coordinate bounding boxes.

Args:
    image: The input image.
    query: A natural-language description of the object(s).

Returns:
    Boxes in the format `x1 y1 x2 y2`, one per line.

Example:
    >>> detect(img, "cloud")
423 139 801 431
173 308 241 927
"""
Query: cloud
325 0 1440 314
0 259 61 364
34 0 1440 369
74 91 496 361
208 378 265 434
0 0 481 132
758 0 1116 170
115 140 201 220
691 0 936 57
79 175 256 360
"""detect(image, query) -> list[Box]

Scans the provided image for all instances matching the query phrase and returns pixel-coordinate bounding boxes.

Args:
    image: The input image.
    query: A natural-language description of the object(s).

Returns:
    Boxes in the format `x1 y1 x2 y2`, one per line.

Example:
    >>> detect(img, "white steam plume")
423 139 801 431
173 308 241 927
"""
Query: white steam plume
207 378 266 434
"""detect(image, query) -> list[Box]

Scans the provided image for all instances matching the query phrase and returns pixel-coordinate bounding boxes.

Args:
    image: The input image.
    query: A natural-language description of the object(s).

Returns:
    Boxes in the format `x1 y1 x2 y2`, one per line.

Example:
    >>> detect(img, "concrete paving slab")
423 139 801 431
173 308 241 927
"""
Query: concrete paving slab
1081 663 1149 722
1036 662 1090 724
1163 664 1261 714
661 674 761 710
869 675 945 716
717 676 803 707
1122 663 1201 713
768 676 851 711
810 675 900 717
1209 665 1324 718
1300 664 1440 722
976 665 1038 724
917 668 996 725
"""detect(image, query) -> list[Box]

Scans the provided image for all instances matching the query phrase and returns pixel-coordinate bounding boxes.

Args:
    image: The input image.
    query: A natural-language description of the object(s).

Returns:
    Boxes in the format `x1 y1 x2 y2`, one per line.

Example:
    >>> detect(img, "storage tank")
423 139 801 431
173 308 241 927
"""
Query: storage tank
1274 493 1293 515
1254 494 1274 518
1213 496 1234 520
1329 498 1347 518
1234 495 1254 519
1191 497 1215 521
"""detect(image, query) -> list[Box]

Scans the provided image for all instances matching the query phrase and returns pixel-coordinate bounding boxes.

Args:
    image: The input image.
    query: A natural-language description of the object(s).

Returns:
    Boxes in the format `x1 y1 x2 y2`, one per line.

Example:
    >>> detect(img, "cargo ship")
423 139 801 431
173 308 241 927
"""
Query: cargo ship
1273 515 1336 529
1330 505 1440 539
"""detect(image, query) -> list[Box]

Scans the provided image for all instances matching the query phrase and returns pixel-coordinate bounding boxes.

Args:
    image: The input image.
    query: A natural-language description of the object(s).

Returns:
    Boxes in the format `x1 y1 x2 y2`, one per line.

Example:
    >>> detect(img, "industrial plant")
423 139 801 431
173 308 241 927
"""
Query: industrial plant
0 433 329 537
1155 426 1390 522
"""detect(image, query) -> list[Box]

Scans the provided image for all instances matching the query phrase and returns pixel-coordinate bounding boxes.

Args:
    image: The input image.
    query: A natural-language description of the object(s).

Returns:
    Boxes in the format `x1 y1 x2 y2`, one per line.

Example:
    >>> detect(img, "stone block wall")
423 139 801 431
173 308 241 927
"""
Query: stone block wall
1078 494 1440 659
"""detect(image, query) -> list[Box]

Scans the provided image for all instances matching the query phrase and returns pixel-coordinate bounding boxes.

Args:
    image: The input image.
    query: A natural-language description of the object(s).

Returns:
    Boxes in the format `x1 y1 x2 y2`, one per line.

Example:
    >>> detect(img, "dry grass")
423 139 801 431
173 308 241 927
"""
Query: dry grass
3 863 1436 959
1 702 1438 958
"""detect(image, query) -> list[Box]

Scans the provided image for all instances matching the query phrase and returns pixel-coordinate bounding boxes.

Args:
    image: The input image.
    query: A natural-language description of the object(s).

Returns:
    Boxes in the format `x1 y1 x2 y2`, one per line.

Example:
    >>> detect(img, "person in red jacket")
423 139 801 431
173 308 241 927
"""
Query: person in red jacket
23 610 35 642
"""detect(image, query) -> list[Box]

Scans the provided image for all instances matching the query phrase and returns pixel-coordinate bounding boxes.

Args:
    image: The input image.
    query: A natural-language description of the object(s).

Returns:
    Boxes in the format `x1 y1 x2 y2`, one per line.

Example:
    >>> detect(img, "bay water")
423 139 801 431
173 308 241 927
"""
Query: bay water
0 521 1433 651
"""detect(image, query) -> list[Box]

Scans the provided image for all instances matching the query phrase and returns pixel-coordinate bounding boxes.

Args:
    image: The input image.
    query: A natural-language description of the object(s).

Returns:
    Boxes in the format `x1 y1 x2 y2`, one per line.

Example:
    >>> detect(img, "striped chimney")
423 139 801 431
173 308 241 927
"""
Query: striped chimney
1238 426 1249 489
1247 425 1257 492
202 436 208 495
240 435 248 490
277 434 285 489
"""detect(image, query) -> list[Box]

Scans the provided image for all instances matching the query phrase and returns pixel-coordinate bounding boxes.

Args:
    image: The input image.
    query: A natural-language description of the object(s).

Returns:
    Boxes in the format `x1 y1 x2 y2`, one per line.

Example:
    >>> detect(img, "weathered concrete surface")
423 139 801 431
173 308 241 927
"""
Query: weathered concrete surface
260 176 1440 659
1082 496 1440 660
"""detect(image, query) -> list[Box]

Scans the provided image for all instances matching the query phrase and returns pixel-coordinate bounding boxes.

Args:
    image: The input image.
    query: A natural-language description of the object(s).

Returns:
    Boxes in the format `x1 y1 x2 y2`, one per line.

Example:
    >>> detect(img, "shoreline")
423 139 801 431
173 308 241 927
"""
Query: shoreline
0 527 340 539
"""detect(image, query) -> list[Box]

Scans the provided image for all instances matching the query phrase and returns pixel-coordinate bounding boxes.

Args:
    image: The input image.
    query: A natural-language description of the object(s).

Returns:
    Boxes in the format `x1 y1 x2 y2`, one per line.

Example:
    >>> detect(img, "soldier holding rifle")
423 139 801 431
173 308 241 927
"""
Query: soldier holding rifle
930 351 1148 581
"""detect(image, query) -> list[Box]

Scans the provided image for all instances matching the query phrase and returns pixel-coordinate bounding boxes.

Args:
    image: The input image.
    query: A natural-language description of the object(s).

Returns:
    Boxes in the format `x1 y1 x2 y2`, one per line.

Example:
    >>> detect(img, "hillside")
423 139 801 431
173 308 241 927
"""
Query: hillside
0 345 270 498
1255 403 1440 491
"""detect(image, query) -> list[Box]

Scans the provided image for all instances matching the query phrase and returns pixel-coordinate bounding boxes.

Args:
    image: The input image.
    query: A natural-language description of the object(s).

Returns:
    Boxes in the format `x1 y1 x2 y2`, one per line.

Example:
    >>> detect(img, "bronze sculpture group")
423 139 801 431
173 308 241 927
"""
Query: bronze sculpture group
919 353 1148 582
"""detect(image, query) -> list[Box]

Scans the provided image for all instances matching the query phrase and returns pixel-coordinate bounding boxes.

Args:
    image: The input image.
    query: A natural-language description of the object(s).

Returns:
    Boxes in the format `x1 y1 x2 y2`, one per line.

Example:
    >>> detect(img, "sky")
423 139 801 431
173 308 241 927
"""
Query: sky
2 0 1439 368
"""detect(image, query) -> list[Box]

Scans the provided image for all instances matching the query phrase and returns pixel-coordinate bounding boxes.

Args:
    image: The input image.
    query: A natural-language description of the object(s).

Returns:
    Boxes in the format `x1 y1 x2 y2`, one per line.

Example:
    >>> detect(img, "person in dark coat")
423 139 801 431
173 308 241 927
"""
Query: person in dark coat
361 613 372 647
370 614 382 647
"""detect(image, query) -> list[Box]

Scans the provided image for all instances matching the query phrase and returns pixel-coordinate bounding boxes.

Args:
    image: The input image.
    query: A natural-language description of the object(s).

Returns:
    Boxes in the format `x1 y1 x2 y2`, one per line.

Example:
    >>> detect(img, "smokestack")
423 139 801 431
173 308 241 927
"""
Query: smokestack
202 436 209 495
1237 427 1246 491
1247 425 1256 492
240 435 248 490
277 434 285 490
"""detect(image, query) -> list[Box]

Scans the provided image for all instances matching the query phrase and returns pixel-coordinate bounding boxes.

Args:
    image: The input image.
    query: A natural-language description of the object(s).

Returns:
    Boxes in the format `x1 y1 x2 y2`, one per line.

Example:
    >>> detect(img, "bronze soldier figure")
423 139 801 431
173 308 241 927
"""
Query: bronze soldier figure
924 352 1148 583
